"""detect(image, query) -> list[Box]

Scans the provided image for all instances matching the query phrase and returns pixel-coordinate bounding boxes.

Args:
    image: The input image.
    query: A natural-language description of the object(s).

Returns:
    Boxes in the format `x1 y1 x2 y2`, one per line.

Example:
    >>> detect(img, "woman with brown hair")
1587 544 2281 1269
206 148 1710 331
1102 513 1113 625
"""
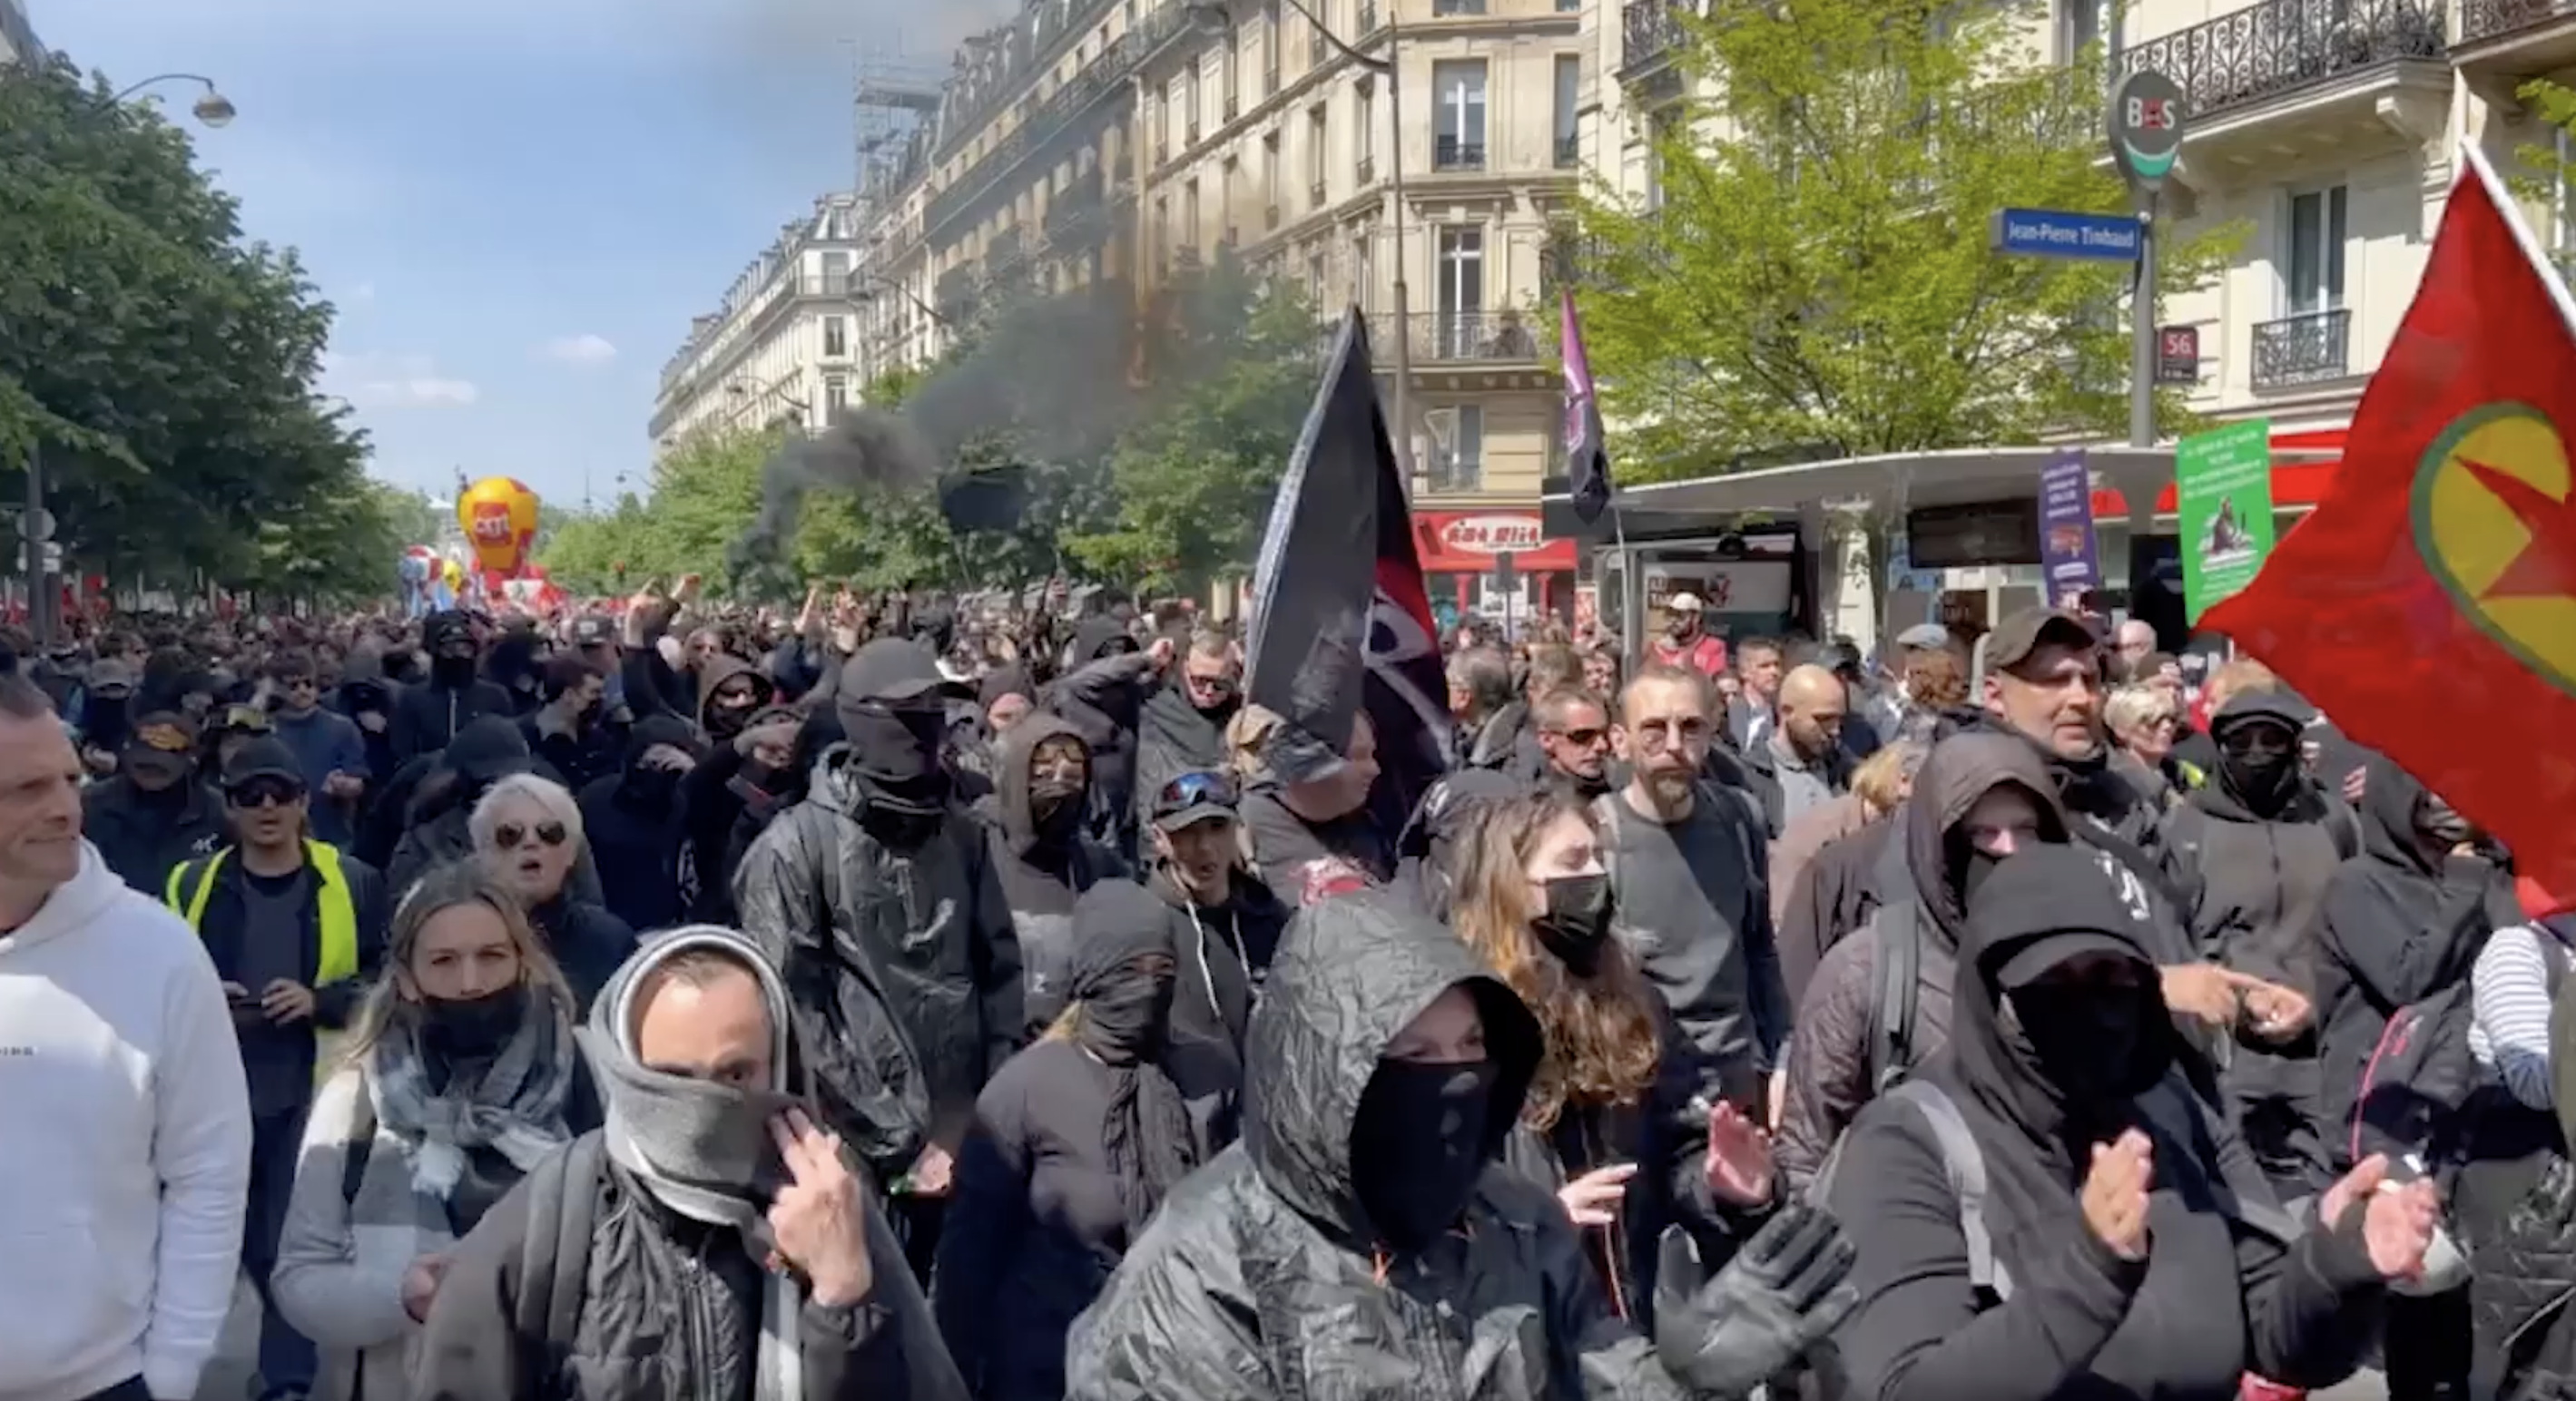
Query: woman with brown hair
1447 789 1778 1319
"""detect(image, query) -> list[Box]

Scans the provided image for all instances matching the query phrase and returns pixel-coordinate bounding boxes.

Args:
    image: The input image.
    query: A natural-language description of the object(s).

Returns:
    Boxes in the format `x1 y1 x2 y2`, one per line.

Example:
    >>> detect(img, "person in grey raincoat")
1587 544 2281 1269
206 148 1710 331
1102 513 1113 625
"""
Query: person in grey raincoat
1066 887 1862 1401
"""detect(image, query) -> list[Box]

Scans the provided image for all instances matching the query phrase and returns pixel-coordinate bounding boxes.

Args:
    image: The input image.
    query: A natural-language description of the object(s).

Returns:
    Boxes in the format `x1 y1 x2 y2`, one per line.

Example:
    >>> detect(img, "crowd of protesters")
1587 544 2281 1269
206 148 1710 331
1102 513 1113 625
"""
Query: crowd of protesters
8 569 2564 1401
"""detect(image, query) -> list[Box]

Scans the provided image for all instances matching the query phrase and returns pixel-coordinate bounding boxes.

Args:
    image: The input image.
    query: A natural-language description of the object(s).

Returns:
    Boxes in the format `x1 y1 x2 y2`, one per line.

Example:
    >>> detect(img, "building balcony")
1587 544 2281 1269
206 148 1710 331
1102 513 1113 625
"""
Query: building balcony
1372 309 1546 366
2250 308 2352 389
921 5 1183 236
1555 133 1580 168
2117 0 2445 166
1044 171 1110 248
2454 0 2576 81
1433 138 1487 171
935 266 984 321
1620 0 1689 77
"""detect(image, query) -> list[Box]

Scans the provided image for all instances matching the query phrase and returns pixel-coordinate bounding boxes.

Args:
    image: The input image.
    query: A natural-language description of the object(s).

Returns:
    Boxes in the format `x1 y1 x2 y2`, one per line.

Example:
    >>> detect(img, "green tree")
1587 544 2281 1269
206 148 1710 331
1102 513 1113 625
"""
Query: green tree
0 57 369 583
1574 0 2242 479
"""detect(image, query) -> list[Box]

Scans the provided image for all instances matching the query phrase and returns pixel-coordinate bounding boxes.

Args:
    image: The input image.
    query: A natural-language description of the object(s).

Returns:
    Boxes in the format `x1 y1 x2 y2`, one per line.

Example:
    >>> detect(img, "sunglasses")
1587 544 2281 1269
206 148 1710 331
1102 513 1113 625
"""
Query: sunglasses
1548 725 1609 747
228 778 305 809
1158 769 1239 811
495 820 570 850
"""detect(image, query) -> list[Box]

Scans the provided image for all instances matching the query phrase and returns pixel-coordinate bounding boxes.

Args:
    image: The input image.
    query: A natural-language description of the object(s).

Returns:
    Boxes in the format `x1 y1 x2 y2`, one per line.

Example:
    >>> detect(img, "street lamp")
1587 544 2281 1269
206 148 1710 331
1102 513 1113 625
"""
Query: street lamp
110 73 238 128
1181 0 1411 473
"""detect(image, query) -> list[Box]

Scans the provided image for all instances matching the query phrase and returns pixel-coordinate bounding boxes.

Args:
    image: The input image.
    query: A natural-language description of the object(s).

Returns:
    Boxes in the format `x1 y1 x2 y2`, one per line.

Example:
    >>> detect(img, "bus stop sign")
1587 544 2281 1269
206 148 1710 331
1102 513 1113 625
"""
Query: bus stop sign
2109 69 2185 201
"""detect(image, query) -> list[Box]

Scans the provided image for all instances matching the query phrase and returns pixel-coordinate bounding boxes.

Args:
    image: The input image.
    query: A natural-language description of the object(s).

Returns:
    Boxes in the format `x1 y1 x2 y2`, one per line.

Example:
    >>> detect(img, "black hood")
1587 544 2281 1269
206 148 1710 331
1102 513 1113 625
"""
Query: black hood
623 714 699 772
2357 753 2438 875
486 632 542 691
1070 618 1135 666
1242 889 1540 1242
994 710 1087 853
444 715 534 789
1904 732 2072 944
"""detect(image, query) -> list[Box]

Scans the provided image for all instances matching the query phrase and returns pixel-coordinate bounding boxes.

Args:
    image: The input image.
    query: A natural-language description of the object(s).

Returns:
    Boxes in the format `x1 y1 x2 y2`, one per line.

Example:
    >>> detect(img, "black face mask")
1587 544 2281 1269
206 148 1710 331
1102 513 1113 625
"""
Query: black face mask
625 764 683 806
1078 965 1175 1064
2419 793 2473 848
1531 874 1614 975
2008 980 2169 1103
431 652 477 687
1030 779 1085 838
1951 836 2007 914
420 982 527 1062
1352 1056 1499 1253
843 702 951 817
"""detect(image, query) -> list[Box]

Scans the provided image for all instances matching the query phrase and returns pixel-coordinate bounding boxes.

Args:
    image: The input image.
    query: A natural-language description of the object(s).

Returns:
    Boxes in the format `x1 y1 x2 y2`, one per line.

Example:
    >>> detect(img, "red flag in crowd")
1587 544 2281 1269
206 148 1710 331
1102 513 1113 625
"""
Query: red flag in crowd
2204 145 2576 896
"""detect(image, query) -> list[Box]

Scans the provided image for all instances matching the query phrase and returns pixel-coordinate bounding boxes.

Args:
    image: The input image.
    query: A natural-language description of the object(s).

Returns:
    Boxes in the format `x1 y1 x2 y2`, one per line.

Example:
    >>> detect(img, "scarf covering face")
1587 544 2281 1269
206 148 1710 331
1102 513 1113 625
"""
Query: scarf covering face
582 926 806 1401
1067 881 1200 1239
368 981 578 1199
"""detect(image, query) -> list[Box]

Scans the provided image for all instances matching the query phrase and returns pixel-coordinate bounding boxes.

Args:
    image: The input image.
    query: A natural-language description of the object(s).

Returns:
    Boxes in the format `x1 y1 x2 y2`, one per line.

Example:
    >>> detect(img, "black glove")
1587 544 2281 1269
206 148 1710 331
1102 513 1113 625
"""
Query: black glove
1652 1204 1860 1399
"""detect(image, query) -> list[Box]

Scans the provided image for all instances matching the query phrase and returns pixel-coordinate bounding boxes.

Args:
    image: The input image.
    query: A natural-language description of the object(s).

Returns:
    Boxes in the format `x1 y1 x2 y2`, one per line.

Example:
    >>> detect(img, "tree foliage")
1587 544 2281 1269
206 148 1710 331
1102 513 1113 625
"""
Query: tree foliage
0 56 371 588
2512 80 2576 221
1573 0 2244 479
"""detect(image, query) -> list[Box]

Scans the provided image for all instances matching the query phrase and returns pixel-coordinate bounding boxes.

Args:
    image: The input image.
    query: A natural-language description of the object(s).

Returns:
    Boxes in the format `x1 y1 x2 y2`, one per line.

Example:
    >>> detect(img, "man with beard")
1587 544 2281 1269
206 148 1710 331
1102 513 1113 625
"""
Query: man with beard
577 714 703 933
1649 590 1729 678
1132 633 1237 835
84 708 228 894
1736 664 1852 838
391 610 512 767
1532 688 1615 798
735 638 1024 1270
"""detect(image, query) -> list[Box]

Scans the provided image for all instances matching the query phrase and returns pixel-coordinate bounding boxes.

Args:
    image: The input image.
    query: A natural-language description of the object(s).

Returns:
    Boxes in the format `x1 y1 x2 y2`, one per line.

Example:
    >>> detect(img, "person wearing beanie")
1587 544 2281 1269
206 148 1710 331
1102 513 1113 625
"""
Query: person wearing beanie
84 706 228 894
161 736 391 1401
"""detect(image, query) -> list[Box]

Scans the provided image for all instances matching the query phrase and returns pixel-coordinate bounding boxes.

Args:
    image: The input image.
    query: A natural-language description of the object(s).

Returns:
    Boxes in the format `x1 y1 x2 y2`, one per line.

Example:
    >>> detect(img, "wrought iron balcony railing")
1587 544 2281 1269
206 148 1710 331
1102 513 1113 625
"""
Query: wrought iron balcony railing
921 4 1183 235
2118 0 2444 126
1620 0 1689 75
1043 171 1109 247
1372 309 1546 363
1433 137 1487 171
2458 0 2576 45
2250 308 2352 389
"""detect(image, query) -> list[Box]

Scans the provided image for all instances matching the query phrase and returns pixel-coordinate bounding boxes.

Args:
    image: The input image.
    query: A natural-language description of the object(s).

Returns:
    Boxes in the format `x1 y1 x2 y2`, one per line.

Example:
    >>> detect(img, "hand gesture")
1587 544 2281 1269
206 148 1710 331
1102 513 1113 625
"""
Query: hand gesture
673 573 703 604
399 1252 448 1323
261 978 317 1025
1146 636 1175 671
324 770 365 800
2320 1154 2439 1282
1653 1207 1859 1397
735 717 802 768
1558 1162 1637 1228
765 1109 874 1308
905 1141 956 1198
2081 1129 2154 1262
2159 963 2245 1028
2240 980 2313 1042
355 710 388 735
1706 1099 1775 1208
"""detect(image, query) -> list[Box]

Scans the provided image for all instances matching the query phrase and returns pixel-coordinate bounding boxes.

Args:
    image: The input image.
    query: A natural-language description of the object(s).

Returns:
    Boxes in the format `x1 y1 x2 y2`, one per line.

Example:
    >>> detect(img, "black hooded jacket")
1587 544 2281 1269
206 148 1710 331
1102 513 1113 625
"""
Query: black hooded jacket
1131 681 1233 830
392 614 513 765
1145 861 1291 1054
575 715 699 934
1821 848 2387 1401
2311 756 2522 1162
84 775 227 895
983 712 1129 1035
1047 622 1153 854
1066 890 1706 1400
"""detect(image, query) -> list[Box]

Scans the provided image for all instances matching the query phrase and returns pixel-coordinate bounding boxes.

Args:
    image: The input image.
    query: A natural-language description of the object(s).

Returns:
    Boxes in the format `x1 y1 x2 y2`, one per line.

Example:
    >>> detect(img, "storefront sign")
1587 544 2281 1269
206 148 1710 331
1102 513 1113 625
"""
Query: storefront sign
1437 514 1545 555
1412 511 1575 573
1641 562 1794 616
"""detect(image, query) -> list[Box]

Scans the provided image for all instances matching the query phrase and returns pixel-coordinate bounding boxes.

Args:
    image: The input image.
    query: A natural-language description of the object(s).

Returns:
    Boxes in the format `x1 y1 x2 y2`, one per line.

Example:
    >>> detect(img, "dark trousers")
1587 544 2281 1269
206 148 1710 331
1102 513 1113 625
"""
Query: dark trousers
78 1380 150 1401
244 1106 319 1396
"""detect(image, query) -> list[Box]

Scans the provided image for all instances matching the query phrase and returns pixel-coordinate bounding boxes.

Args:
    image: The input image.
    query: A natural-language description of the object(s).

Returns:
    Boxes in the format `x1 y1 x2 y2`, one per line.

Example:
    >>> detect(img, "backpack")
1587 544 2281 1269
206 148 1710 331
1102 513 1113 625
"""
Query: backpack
2350 939 2567 1167
1864 897 1929 1095
1809 1078 2013 1298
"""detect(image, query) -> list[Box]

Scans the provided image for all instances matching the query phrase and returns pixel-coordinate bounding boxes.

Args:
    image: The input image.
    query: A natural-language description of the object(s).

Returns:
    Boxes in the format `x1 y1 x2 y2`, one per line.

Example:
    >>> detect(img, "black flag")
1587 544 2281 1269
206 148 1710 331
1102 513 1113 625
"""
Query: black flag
1244 309 1450 827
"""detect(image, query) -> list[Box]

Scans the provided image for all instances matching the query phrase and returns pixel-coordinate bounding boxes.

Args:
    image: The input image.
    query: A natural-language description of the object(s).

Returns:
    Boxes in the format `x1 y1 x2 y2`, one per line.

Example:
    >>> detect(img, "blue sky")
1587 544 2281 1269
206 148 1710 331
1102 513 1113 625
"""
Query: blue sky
32 0 1008 512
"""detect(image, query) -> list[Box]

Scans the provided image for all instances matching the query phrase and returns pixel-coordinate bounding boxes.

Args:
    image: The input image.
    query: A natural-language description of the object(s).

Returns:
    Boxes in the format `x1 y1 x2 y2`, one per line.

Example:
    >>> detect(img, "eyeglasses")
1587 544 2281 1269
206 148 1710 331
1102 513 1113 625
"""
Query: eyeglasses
227 778 304 808
1547 725 1609 747
1158 769 1239 811
494 820 570 850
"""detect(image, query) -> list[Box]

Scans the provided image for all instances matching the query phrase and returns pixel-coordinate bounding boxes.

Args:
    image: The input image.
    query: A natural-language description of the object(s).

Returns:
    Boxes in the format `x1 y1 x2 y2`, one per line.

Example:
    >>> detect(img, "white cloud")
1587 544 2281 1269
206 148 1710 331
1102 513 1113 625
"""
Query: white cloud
538 333 619 366
323 350 480 408
343 281 377 308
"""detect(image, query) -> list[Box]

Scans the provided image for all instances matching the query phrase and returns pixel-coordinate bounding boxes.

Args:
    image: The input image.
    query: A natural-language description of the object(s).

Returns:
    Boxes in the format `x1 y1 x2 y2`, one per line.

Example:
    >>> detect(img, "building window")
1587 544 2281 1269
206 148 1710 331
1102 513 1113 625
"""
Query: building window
2285 184 2347 315
1553 54 1581 169
1308 104 1330 205
1185 180 1202 253
1308 248 1328 304
1224 24 1241 115
1431 404 1485 489
2061 0 2102 57
1432 61 1487 171
1263 131 1283 228
822 316 848 358
1354 232 1374 311
1223 156 1242 243
1434 0 1489 12
821 250 852 292
823 374 849 424
1436 225 1485 356
1355 79 1376 180
1646 109 1679 212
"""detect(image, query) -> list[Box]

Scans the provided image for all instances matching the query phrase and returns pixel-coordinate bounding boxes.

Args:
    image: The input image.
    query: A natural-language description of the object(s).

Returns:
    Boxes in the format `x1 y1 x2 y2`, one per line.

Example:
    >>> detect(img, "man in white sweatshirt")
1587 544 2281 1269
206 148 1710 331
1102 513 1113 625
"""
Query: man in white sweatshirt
0 673 252 1401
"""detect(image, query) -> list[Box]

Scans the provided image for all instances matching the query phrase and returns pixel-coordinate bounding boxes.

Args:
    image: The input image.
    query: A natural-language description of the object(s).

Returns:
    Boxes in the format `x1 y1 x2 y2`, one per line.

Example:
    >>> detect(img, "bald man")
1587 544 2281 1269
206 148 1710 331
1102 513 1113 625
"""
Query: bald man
2113 618 2158 671
1737 663 1851 837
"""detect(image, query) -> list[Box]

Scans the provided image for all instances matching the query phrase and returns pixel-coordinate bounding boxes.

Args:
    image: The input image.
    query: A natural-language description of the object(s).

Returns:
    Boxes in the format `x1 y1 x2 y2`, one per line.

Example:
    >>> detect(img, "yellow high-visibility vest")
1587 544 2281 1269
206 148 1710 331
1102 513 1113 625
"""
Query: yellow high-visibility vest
165 841 359 987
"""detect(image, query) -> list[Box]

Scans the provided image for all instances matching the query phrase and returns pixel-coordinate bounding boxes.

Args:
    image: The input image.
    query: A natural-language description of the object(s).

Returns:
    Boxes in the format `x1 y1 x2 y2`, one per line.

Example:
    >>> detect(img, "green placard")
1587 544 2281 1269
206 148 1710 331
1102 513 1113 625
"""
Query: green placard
2175 419 2276 622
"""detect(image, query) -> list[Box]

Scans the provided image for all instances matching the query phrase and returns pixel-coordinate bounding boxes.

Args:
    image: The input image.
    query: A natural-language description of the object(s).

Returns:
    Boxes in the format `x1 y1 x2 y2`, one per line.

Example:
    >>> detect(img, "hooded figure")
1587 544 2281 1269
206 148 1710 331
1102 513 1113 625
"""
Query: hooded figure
578 713 702 934
392 611 513 765
1776 732 2073 1192
1067 889 1853 1401
1047 620 1156 856
412 927 969 1401
985 712 1128 1034
482 629 546 718
933 880 1234 1401
83 708 227 894
735 641 1024 1190
327 644 398 786
386 718 605 906
698 652 780 744
76 657 136 759
1820 846 2393 1401
2313 756 2523 1163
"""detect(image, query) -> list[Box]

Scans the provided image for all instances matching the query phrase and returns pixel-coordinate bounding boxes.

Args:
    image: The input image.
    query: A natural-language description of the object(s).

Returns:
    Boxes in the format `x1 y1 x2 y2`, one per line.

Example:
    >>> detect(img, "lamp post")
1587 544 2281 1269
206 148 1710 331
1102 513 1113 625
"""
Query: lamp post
109 73 238 127
1185 0 1410 473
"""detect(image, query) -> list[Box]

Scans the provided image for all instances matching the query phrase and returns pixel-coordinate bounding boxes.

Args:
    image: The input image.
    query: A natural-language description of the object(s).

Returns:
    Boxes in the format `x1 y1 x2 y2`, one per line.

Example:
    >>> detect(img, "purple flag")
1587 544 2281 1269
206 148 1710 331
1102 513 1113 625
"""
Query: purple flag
2038 448 2101 608
1561 289 1613 524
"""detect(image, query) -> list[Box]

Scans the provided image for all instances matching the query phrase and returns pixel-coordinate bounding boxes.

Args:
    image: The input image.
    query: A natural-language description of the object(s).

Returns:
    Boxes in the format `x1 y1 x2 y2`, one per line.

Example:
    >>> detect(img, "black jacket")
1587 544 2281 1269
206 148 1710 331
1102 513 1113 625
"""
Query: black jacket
1046 625 1154 856
1145 863 1290 1054
390 676 516 767
526 894 637 1019
981 713 1127 1034
84 778 227 896
174 844 391 1116
1066 890 1704 1400
1131 685 1232 829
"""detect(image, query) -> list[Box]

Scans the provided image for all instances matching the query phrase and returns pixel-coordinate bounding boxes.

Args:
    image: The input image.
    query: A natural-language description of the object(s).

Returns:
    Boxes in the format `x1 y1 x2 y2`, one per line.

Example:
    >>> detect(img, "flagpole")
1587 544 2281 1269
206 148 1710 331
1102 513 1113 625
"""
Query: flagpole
2460 142 2576 342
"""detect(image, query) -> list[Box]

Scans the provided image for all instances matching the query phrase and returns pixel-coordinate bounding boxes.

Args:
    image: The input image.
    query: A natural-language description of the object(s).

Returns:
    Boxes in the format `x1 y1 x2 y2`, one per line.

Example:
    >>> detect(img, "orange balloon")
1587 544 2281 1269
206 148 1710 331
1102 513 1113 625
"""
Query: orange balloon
457 476 541 576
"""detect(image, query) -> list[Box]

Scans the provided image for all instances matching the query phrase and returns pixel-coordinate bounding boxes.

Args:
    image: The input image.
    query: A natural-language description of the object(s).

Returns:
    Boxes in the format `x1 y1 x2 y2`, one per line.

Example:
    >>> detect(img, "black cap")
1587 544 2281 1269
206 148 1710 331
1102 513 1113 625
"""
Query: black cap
1971 847 2159 988
570 615 615 647
1985 607 2101 672
840 638 946 704
221 737 304 790
2211 690 2316 736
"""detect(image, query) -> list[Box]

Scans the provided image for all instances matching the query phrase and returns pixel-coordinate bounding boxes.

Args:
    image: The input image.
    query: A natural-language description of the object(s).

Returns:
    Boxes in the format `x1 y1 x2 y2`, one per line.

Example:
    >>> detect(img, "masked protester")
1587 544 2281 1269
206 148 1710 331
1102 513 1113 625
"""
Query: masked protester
84 708 227 894
270 865 594 1401
413 926 967 1401
697 653 778 744
1819 844 2432 1401
1048 620 1164 858
986 714 1128 1034
577 714 702 934
76 657 137 776
1068 888 1861 1401
934 880 1237 1401
392 611 513 766
735 639 1025 1265
1453 792 1784 1324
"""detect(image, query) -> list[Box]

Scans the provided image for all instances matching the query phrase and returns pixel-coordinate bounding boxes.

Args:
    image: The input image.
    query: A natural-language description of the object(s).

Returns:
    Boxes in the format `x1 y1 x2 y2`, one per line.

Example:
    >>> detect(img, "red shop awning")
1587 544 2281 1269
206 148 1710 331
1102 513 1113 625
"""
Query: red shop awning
1411 510 1578 573
2089 427 2348 519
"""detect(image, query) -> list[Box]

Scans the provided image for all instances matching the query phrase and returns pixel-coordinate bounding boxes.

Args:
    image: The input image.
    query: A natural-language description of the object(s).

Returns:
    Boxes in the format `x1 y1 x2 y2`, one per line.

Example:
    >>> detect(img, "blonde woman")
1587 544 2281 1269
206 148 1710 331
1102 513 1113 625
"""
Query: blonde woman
270 863 594 1401
1448 790 1775 1320
470 771 634 1014
2107 682 2198 809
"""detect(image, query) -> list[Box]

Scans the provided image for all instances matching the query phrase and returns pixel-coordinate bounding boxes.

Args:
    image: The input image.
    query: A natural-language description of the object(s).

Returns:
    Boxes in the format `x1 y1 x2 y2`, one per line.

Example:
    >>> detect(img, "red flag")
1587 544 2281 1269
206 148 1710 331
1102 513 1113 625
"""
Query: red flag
2204 146 2576 896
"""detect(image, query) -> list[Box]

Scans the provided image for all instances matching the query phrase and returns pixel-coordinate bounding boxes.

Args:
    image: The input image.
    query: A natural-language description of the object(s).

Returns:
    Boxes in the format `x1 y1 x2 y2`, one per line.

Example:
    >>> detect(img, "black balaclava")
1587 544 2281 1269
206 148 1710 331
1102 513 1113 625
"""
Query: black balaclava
622 715 700 810
2418 790 2474 849
2210 691 2315 820
841 699 951 820
1530 873 1614 975
1028 741 1088 845
421 983 527 1063
1352 1047 1501 1253
425 611 478 690
1069 881 1199 1236
80 688 133 754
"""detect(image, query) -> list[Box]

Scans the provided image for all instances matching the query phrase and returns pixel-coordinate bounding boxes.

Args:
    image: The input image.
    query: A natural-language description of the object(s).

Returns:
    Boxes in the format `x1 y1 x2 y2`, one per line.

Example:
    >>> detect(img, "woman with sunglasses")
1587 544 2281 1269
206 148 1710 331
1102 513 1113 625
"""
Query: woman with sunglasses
270 863 593 1401
469 773 634 1015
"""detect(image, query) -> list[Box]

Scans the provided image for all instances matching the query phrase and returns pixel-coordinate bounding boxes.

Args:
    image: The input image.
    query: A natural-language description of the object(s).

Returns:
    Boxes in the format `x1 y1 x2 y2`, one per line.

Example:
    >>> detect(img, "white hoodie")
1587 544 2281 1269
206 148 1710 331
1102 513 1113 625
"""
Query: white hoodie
0 842 251 1401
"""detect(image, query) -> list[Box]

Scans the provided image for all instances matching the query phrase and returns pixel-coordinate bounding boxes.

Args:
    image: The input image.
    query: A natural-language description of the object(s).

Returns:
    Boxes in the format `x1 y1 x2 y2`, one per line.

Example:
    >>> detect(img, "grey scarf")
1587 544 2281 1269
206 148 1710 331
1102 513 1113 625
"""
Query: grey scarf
368 993 576 1198
584 926 804 1401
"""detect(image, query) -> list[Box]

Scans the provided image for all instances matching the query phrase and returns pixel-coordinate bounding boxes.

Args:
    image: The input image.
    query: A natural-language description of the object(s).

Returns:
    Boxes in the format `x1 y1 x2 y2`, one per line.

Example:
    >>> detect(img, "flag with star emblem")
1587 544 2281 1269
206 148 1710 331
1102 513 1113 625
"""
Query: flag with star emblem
2205 144 2576 896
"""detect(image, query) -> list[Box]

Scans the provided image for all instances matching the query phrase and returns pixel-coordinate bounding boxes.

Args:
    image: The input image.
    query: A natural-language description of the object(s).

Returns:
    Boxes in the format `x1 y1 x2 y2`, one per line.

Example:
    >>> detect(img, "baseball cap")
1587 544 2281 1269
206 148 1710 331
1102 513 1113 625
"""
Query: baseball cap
1972 847 2159 989
130 711 201 754
1895 622 1951 651
221 737 304 791
86 658 137 693
1151 769 1241 832
1667 591 1706 613
1983 607 2100 673
839 638 947 704
570 615 615 648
